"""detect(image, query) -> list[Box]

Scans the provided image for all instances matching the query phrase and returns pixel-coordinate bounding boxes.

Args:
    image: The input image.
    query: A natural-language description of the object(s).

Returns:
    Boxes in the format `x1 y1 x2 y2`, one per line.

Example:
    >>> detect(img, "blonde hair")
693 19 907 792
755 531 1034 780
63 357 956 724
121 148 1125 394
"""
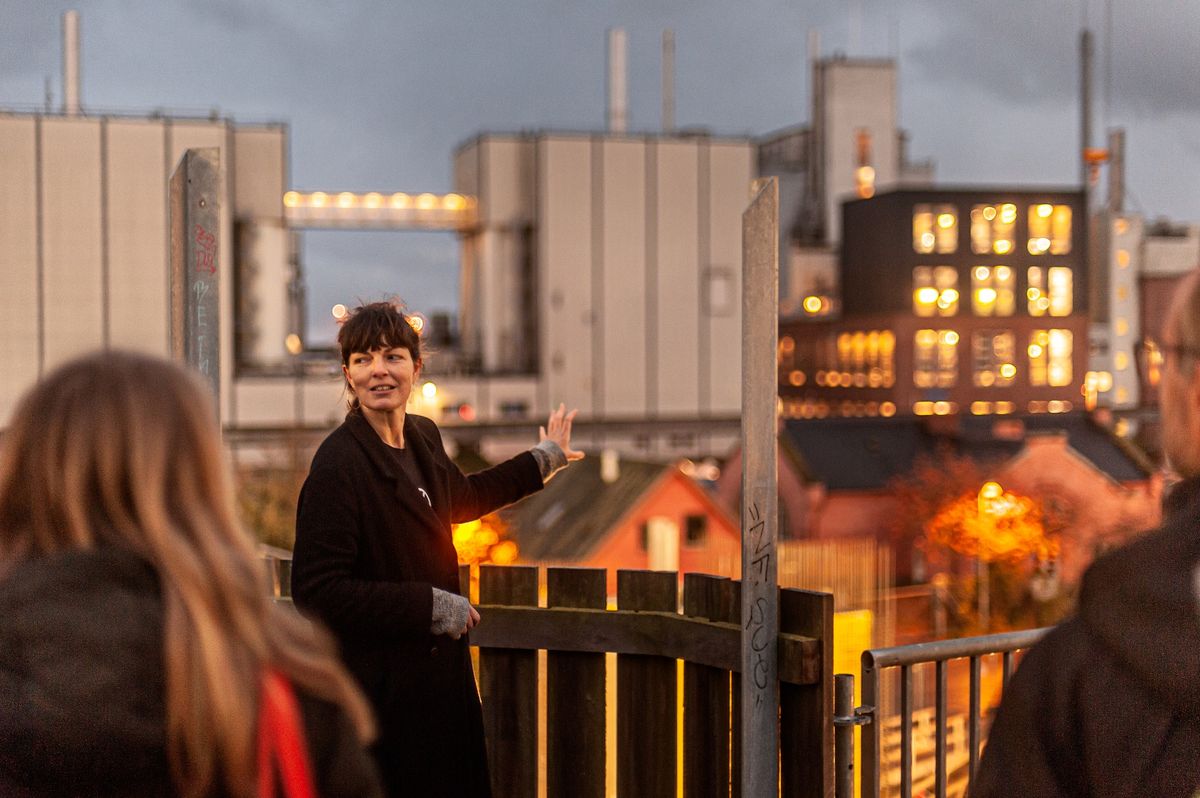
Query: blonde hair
0 351 373 797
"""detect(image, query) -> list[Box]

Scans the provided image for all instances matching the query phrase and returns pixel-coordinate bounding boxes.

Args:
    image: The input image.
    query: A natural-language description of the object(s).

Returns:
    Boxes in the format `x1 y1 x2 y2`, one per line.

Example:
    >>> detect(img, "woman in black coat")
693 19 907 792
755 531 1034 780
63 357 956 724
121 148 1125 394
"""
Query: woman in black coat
292 301 580 798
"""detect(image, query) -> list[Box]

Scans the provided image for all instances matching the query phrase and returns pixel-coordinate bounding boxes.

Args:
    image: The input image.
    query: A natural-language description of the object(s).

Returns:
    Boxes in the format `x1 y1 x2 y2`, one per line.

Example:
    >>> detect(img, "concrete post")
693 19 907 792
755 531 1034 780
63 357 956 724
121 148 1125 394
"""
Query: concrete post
170 148 221 406
740 177 779 796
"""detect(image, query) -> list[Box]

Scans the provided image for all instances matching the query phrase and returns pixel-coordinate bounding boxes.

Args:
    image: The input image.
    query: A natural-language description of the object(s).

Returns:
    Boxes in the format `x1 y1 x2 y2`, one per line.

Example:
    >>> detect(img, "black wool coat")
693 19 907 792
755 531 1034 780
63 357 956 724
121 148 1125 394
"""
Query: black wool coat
0 547 382 798
292 412 543 798
974 476 1200 798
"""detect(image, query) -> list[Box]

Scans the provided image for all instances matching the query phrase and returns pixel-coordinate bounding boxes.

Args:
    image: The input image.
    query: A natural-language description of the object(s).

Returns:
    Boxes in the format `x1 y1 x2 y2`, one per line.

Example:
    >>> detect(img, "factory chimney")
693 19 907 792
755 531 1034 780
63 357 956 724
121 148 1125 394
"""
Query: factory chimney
62 11 81 116
607 28 628 133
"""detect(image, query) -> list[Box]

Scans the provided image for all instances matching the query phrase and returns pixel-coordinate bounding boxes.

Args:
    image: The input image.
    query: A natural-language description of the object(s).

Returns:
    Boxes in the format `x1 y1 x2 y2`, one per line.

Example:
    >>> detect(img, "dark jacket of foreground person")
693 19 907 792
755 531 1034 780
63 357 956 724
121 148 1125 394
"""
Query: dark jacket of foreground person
0 547 383 797
292 412 543 798
974 476 1200 798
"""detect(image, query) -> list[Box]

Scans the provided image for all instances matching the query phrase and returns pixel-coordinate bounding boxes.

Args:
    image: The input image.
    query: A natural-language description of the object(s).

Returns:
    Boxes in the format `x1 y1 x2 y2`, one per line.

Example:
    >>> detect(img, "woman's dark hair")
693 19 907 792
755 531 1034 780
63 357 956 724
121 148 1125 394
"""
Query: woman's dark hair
337 301 422 414
337 301 422 367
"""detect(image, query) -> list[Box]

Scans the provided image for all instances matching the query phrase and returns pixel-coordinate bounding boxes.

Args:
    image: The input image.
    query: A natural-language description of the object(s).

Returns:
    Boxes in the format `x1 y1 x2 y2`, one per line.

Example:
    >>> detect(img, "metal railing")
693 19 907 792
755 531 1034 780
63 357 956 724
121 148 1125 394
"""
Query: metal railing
840 627 1050 798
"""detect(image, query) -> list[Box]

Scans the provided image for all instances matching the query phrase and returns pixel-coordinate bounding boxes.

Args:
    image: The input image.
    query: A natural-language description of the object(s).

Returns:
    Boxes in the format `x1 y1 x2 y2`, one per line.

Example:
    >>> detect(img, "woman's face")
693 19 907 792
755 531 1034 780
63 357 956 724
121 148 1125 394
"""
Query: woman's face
343 346 420 415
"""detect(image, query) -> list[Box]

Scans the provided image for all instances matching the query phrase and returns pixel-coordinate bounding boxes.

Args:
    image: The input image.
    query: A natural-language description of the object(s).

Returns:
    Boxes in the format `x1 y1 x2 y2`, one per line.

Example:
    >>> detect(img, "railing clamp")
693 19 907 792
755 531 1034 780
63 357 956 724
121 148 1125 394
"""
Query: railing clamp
833 705 874 727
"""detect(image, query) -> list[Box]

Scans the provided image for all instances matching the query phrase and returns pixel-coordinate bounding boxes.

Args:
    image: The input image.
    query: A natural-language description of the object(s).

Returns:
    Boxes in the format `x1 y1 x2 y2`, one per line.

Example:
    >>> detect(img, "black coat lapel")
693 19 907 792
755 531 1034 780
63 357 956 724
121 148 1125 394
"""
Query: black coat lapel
344 413 445 532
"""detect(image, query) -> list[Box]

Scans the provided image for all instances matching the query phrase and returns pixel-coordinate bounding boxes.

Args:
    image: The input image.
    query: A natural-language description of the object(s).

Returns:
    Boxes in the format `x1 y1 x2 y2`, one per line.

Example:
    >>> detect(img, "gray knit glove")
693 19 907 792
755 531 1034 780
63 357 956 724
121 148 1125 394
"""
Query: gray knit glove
531 439 568 482
431 587 471 639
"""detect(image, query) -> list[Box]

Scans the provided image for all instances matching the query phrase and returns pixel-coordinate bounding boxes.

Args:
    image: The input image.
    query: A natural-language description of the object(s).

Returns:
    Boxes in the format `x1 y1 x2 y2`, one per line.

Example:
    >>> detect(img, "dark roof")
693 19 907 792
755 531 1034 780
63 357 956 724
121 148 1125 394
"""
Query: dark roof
499 457 669 561
781 414 1153 491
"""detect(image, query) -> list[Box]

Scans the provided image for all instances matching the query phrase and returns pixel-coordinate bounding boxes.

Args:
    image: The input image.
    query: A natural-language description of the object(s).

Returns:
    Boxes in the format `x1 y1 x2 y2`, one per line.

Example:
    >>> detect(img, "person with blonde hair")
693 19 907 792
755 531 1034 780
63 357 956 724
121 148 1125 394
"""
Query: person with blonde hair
0 351 383 797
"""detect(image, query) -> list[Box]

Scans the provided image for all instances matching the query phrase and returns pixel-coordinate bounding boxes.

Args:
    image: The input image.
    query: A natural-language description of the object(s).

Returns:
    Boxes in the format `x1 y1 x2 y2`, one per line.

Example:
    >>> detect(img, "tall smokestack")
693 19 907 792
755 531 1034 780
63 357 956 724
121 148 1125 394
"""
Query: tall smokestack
661 30 675 133
607 28 628 134
62 11 80 116
1108 128 1125 213
1080 29 1093 187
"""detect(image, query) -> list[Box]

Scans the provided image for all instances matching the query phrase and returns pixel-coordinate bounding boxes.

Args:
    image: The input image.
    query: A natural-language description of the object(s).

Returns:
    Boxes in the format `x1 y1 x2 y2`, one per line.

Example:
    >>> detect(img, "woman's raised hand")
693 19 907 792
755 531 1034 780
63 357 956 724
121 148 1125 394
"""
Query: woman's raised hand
539 403 584 462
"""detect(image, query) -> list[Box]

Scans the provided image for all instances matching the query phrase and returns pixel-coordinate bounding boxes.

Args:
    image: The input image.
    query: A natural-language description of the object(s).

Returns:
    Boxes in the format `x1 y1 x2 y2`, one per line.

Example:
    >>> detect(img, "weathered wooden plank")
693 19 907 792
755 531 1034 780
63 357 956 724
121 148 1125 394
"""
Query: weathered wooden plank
478 565 539 798
779 588 834 798
617 570 678 798
725 578 743 798
547 568 607 798
684 573 732 798
459 563 471 599
471 605 819 686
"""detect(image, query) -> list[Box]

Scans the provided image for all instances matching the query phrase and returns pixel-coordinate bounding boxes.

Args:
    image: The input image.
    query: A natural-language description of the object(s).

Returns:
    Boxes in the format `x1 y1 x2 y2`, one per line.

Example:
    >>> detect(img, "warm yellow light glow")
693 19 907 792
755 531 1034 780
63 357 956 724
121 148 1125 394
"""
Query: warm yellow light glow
995 401 1015 414
285 333 303 355
995 266 1011 281
310 191 328 207
920 232 936 250
390 192 411 209
443 193 466 210
993 239 1013 255
1114 218 1129 235
977 287 997 304
408 315 425 334
1027 288 1042 301
1115 318 1129 336
1117 250 1130 268
880 401 896 417
779 336 795 353
915 287 939 305
789 370 805 386
1028 343 1043 358
422 381 437 399
939 288 959 306
364 192 383 209
331 303 347 320
942 330 960 345
283 191 300 208
416 193 438 210
933 401 952 416
803 295 824 314
937 213 955 229
982 206 997 221
1036 204 1053 218
999 363 1016 379
914 401 934 416
974 266 990 281
337 192 356 208
1115 351 1129 370
979 481 1004 501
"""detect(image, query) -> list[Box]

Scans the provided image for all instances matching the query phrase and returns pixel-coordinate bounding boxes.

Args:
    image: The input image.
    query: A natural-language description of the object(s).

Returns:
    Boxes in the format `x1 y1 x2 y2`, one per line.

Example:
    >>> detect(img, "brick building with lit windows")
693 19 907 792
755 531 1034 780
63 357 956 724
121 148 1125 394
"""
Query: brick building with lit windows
779 188 1088 419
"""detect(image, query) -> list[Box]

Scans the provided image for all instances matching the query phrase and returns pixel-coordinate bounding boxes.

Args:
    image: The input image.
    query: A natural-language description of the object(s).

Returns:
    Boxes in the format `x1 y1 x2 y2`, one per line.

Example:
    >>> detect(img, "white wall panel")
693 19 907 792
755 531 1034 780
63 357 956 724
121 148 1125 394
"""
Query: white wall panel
601 139 647 416
107 120 168 354
41 118 103 368
0 118 40 425
707 142 753 413
655 140 699 415
539 137 593 416
233 126 285 220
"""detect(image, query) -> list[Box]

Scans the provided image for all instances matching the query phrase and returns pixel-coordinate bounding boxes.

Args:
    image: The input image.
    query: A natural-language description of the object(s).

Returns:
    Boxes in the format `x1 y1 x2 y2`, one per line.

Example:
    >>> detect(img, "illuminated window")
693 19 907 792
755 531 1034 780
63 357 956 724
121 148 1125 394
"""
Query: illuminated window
1027 267 1072 317
915 329 958 388
914 204 958 254
913 266 959 317
1028 204 1072 255
971 265 1015 317
1028 329 1072 387
970 203 1017 255
973 330 1016 387
831 329 895 388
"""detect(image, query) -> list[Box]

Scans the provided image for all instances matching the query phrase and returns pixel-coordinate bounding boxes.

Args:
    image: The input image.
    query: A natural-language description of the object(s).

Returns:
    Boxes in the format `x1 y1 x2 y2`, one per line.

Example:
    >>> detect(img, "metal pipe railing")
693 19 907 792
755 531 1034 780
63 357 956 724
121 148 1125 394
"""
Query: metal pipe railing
852 627 1049 798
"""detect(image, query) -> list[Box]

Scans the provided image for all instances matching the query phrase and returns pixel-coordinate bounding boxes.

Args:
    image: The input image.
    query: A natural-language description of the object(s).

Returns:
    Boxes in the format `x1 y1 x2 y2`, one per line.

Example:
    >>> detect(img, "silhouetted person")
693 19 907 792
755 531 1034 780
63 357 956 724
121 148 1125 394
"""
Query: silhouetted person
975 270 1200 797
0 352 382 797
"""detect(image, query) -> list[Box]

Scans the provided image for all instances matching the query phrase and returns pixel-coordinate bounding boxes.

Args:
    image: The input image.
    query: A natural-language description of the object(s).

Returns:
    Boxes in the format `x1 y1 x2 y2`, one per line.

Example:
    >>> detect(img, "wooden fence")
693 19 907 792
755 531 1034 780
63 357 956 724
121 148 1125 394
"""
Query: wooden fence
464 564 834 798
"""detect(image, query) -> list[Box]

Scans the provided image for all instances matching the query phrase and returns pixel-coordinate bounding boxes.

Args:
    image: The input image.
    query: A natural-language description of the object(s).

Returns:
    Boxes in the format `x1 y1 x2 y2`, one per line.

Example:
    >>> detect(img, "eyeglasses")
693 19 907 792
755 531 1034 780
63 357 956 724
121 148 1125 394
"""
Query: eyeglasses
1134 337 1200 387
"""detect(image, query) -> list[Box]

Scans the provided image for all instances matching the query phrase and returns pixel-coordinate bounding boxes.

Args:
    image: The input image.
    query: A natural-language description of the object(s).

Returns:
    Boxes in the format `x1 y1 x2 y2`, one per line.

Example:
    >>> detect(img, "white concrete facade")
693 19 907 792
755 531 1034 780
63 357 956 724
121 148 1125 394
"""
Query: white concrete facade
0 112 302 428
455 132 754 434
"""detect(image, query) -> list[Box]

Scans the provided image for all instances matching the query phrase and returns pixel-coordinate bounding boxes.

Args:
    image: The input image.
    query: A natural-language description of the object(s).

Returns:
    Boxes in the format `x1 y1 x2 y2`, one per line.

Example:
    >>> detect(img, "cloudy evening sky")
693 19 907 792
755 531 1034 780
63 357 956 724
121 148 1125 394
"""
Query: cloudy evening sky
4 0 1199 343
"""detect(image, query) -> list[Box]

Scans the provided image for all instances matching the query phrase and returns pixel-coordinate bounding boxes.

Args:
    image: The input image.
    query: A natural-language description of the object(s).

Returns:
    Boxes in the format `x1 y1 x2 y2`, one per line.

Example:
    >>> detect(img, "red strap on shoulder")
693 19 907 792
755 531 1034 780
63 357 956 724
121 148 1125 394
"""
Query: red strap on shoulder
257 669 317 798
